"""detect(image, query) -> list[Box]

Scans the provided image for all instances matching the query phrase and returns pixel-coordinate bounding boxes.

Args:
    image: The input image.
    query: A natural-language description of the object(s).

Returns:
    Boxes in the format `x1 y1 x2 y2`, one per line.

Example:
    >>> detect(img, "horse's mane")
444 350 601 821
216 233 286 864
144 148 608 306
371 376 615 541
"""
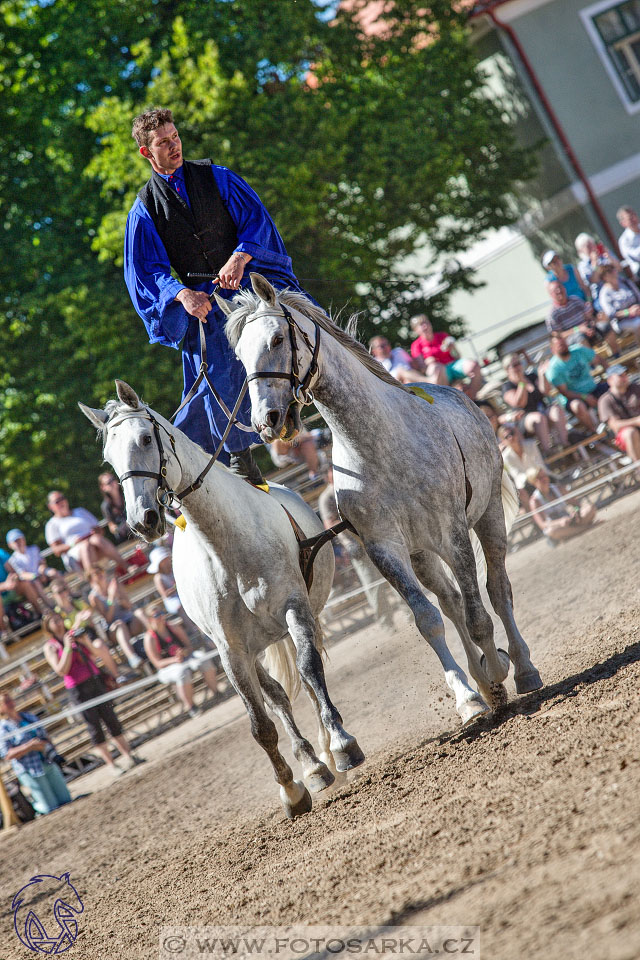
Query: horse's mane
225 288 412 394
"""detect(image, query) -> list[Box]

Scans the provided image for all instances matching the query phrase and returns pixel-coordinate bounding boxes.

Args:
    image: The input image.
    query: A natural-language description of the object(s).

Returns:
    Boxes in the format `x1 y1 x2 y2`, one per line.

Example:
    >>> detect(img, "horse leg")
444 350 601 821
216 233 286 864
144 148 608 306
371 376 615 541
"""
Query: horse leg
218 648 312 818
365 540 488 725
255 661 335 793
441 526 510 710
285 600 365 772
411 551 494 710
473 496 543 695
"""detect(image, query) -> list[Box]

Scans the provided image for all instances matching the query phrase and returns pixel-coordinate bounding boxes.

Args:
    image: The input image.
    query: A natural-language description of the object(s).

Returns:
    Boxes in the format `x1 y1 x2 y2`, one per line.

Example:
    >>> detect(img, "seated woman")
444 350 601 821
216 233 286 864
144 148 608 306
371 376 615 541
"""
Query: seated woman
498 424 546 512
43 613 141 774
143 604 218 718
595 263 640 344
527 467 596 542
87 566 147 670
410 314 483 399
501 353 569 454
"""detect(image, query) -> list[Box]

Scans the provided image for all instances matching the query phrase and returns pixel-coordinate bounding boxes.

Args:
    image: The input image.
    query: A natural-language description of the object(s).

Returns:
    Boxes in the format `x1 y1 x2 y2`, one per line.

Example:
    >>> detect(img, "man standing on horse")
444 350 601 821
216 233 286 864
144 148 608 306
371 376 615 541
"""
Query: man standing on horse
124 107 306 483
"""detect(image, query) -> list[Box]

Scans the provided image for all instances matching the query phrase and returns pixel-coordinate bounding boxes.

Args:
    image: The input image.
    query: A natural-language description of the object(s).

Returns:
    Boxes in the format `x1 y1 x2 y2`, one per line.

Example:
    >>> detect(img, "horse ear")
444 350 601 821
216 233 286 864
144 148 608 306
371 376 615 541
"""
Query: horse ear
115 380 140 408
214 292 234 316
78 403 108 430
250 273 277 307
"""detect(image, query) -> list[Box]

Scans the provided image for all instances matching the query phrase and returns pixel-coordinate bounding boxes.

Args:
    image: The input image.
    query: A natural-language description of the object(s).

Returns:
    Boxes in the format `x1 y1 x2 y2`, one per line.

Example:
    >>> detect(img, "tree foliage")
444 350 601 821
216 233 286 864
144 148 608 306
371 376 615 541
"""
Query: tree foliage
0 0 534 540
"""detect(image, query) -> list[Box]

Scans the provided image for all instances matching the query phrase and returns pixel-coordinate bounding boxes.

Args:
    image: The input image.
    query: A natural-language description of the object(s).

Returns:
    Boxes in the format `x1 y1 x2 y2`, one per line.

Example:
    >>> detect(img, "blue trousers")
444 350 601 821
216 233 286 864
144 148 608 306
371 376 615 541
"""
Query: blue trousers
19 763 71 815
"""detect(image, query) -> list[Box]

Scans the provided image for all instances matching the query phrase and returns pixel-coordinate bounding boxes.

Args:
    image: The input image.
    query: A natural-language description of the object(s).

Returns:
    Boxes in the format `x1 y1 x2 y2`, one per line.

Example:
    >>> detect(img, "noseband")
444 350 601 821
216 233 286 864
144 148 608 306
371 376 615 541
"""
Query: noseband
245 303 320 406
109 410 180 509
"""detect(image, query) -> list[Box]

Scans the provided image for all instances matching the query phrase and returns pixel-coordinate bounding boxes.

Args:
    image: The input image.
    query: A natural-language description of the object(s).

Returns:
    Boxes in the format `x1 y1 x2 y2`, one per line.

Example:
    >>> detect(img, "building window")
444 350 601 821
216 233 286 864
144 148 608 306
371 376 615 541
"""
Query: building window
591 1 640 103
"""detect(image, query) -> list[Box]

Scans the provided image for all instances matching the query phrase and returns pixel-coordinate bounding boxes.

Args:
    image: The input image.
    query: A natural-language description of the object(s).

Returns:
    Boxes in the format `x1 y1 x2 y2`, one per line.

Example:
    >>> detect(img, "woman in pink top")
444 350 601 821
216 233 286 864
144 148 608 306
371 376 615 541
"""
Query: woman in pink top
43 613 140 774
409 315 483 399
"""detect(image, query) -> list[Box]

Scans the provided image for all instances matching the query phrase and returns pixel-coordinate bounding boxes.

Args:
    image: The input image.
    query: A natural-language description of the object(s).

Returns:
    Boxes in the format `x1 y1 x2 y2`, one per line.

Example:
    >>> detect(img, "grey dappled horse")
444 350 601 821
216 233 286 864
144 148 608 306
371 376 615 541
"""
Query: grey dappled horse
220 275 543 724
80 382 364 818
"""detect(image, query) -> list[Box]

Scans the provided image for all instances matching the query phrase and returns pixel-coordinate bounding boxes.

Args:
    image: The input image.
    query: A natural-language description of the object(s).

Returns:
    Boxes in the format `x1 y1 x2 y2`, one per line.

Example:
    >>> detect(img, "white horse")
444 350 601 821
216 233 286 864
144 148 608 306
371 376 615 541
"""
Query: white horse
79 381 364 818
219 275 543 725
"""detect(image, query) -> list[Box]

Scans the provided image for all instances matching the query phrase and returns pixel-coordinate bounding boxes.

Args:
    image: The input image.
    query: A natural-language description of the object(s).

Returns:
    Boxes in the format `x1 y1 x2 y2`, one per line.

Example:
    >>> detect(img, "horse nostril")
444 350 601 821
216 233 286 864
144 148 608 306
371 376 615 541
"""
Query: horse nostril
266 410 280 428
144 509 159 528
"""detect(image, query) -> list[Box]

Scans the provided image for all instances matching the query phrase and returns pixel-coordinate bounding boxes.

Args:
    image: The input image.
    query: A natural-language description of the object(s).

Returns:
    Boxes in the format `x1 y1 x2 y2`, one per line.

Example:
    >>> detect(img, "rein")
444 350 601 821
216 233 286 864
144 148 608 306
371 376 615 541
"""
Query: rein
245 303 320 407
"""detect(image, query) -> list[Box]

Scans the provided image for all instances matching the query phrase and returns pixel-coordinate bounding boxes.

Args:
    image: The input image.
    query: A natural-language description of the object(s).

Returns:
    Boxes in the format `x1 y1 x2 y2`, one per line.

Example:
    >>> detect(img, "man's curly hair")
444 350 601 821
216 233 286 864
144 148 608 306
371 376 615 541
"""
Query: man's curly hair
132 108 174 148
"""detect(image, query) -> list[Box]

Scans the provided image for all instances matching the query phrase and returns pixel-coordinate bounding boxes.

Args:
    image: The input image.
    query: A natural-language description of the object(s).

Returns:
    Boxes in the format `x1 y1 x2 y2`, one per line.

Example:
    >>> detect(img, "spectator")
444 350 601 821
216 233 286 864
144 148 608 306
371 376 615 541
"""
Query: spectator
527 467 596 542
369 336 429 384
5 529 63 590
268 432 323 481
542 250 589 301
546 279 618 355
147 546 196 632
540 332 609 433
43 613 142 774
597 365 640 475
594 263 640 344
409 315 483 399
0 692 71 815
87 566 148 670
476 400 501 435
143 603 218 717
44 492 130 576
501 353 568 453
617 205 640 278
98 473 130 545
50 580 121 682
318 466 394 629
574 233 621 311
497 424 546 512
0 545 50 622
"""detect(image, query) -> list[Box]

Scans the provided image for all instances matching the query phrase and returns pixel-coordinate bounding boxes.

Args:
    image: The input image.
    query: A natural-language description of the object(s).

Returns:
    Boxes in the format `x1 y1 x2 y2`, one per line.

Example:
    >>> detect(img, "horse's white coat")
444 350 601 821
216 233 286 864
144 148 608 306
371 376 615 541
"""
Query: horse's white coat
224 276 542 721
79 382 364 817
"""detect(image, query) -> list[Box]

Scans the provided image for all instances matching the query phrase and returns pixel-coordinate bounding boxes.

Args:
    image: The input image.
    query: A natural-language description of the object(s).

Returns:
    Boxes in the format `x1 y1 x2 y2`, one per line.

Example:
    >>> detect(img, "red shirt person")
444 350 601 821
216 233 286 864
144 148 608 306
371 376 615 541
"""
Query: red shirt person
409 315 483 399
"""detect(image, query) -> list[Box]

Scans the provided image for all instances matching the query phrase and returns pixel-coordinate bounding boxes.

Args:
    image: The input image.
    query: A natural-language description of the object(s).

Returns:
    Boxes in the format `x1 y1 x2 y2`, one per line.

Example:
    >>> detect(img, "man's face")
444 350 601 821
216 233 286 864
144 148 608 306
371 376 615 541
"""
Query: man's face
619 209 639 232
609 371 628 392
0 694 14 716
48 492 70 517
416 318 432 339
549 281 566 305
371 338 391 359
140 123 183 175
551 335 569 358
9 535 26 552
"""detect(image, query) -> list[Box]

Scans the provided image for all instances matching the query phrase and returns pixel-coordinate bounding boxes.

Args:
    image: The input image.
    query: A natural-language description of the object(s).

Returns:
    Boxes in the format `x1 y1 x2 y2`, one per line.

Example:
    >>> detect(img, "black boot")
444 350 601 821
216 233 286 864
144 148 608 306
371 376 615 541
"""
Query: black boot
229 448 265 486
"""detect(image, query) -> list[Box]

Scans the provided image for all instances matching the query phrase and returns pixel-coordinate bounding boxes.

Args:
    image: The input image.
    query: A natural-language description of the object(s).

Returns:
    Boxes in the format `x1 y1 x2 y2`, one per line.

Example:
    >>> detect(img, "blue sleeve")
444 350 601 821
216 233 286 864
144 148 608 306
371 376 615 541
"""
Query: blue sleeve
22 713 46 739
578 346 595 363
124 199 190 349
546 360 563 387
212 166 293 271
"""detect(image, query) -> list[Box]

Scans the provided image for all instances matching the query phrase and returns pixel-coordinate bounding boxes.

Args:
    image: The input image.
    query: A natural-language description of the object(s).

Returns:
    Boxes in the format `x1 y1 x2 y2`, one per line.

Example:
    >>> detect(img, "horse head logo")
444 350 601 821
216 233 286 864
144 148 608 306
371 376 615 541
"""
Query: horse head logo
12 873 84 954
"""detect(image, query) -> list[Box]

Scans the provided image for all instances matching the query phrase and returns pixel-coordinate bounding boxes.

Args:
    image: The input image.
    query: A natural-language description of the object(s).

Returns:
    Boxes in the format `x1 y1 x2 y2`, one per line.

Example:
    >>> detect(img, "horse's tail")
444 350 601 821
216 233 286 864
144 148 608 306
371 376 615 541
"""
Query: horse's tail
263 626 328 703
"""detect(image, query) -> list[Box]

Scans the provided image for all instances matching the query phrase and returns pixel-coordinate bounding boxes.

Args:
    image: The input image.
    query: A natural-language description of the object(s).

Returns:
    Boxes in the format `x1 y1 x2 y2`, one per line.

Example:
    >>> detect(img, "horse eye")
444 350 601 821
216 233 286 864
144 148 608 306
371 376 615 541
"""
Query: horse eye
272 335 284 348
142 434 152 446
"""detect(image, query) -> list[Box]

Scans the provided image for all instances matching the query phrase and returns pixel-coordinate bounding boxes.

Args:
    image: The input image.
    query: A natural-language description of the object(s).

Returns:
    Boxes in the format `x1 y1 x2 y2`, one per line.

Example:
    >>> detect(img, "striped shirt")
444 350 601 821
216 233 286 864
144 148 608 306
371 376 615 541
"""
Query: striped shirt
0 712 47 777
546 296 590 334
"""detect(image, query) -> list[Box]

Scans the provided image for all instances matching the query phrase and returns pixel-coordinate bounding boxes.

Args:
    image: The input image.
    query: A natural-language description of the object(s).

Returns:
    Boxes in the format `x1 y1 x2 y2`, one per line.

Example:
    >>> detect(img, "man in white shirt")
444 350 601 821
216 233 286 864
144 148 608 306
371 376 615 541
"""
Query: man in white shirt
44 491 128 574
617 206 640 278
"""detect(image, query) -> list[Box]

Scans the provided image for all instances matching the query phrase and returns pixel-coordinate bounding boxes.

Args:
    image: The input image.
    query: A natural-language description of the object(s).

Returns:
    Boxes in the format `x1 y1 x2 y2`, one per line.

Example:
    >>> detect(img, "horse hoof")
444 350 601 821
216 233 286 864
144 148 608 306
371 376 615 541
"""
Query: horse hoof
458 696 490 726
515 669 543 695
305 763 335 793
281 782 313 819
480 648 510 683
332 738 365 772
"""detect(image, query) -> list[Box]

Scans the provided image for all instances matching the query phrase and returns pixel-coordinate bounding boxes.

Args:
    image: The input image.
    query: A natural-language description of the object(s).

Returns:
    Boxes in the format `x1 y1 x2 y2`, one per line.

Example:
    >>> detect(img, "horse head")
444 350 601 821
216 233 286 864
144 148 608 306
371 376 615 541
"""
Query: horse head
79 381 181 541
219 274 310 443
13 872 84 953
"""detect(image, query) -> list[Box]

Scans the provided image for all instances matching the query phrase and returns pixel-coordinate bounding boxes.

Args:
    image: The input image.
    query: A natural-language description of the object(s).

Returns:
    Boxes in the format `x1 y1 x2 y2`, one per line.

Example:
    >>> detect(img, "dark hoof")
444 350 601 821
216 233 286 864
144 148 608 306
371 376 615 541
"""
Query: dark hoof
332 738 366 772
282 782 313 819
305 763 335 793
515 669 543 695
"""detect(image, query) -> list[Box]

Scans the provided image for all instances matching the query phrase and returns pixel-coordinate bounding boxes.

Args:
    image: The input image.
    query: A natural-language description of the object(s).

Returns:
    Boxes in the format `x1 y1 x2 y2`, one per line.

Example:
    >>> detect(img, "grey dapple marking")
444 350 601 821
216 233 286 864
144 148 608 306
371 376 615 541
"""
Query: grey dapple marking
79 381 364 818
220 274 542 722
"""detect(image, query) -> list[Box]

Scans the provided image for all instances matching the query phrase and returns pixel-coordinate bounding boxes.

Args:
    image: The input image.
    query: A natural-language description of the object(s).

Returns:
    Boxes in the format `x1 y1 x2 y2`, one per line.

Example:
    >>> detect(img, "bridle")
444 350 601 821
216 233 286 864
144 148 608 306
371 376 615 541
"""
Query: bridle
109 410 183 510
245 302 320 407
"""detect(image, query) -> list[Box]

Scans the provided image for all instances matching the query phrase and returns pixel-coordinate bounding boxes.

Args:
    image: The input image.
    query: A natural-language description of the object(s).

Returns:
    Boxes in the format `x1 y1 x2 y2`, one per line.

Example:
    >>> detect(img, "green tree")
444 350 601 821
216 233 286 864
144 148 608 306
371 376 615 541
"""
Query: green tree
0 0 533 541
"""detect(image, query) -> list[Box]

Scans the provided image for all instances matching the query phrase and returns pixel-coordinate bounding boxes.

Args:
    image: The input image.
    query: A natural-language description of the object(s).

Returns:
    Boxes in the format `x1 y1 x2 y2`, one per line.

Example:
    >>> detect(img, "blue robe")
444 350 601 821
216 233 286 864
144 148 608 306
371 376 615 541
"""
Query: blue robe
124 164 305 457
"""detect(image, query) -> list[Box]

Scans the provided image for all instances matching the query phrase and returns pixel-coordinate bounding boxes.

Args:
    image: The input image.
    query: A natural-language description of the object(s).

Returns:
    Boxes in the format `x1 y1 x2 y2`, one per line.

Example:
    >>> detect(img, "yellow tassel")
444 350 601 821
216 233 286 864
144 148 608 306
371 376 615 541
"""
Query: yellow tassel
174 514 187 531
255 482 270 493
407 384 434 404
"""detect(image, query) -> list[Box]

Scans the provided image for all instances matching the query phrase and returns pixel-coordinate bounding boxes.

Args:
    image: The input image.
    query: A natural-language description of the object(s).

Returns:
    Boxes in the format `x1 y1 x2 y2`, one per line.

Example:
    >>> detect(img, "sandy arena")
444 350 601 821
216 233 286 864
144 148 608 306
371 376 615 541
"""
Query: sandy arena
1 490 640 959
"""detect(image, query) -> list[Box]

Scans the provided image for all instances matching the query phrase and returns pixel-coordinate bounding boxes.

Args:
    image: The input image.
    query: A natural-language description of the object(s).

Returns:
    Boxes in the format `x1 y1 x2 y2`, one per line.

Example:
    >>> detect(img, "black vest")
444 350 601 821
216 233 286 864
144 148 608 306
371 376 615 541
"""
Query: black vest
137 159 239 284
